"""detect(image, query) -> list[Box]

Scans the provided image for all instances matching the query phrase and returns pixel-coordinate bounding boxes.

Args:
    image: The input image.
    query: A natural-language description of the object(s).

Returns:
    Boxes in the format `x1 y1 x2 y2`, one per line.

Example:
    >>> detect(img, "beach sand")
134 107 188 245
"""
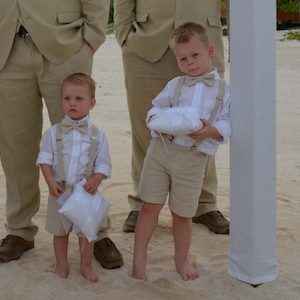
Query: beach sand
0 31 299 299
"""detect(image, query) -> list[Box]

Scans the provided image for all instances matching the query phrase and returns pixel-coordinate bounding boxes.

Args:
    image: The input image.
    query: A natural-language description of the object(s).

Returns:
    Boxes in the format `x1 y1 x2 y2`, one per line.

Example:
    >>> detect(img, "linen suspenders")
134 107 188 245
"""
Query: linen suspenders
56 123 99 187
172 77 225 120
171 77 225 147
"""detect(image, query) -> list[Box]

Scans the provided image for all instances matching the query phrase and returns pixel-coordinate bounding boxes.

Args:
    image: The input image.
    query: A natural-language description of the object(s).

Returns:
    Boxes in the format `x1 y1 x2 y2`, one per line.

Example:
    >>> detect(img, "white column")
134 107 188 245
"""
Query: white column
228 0 277 285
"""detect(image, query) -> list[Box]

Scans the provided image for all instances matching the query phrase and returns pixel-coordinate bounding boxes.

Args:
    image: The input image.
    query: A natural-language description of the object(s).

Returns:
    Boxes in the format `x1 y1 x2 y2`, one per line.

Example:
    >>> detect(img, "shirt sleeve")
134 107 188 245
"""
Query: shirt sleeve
93 130 112 178
81 0 110 51
114 0 136 47
146 78 180 124
36 127 55 166
210 83 232 144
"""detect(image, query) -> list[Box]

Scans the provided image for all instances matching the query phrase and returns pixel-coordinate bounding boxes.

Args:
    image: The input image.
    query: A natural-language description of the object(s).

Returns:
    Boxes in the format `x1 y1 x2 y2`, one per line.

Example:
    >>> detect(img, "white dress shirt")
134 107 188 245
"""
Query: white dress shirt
36 115 111 185
146 68 231 155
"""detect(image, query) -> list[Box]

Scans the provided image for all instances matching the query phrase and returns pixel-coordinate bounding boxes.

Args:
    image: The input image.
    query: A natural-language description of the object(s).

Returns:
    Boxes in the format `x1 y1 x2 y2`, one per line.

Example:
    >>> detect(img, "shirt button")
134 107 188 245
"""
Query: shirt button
11 18 18 24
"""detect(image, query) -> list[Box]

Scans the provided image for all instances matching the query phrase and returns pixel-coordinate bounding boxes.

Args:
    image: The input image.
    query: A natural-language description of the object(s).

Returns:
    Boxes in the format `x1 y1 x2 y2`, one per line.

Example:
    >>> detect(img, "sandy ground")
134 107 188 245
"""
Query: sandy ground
0 30 299 299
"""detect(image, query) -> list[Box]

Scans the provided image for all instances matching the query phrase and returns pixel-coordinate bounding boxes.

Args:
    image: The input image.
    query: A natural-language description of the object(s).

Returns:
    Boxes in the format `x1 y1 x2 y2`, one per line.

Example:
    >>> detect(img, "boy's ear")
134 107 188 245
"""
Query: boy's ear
208 45 215 58
89 98 96 109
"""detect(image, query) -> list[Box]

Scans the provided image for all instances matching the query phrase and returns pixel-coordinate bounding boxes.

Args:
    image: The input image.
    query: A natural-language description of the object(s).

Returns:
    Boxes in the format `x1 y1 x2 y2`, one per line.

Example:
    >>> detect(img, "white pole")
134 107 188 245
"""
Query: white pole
228 0 277 285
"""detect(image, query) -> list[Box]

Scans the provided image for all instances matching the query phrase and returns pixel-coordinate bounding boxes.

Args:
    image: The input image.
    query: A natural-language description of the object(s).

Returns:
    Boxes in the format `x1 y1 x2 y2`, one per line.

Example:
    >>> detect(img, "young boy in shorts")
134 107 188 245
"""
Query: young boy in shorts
132 22 231 281
37 73 112 282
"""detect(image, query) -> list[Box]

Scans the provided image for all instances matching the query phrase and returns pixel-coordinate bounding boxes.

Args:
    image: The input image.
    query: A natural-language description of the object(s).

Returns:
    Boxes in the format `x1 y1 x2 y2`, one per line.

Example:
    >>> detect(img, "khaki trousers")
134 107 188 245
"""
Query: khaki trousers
0 34 108 240
122 45 222 216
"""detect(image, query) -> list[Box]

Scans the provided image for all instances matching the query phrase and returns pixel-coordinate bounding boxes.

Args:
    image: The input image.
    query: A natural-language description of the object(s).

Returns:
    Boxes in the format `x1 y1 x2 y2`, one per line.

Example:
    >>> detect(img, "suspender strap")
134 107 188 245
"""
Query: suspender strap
86 125 98 178
171 76 185 107
208 78 225 123
56 124 65 184
56 123 99 185
170 77 226 148
192 78 225 147
172 77 225 121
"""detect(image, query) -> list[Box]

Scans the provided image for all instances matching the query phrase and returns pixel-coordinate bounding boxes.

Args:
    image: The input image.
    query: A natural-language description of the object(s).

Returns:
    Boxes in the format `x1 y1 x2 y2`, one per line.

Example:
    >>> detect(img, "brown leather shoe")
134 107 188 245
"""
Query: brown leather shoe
192 211 230 234
94 237 124 269
123 211 139 233
0 235 34 262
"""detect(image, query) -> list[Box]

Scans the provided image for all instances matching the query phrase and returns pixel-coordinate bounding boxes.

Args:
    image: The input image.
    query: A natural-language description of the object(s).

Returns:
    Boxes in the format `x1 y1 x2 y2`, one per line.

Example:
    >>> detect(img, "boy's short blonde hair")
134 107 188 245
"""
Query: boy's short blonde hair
62 72 96 98
170 22 209 50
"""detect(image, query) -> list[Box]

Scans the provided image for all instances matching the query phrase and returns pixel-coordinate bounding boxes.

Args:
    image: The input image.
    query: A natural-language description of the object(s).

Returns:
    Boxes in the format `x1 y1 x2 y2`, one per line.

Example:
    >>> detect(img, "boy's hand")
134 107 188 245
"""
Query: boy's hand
48 181 64 197
188 119 210 140
84 173 106 195
40 164 64 197
188 119 222 141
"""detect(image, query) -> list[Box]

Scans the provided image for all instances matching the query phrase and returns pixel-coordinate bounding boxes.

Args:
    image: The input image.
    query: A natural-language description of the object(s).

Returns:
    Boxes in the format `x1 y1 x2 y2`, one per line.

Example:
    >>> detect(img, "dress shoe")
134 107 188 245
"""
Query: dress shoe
192 211 230 234
0 235 34 262
94 237 124 269
123 211 139 233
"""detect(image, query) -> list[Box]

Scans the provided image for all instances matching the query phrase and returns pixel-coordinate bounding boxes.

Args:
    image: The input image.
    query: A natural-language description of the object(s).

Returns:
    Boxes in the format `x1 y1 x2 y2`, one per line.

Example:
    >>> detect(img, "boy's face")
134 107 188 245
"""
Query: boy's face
173 35 214 77
61 83 95 120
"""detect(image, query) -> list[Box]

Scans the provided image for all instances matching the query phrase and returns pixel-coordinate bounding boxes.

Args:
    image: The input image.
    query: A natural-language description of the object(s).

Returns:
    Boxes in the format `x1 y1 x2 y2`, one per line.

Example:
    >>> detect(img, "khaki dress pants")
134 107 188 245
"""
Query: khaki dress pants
122 45 222 216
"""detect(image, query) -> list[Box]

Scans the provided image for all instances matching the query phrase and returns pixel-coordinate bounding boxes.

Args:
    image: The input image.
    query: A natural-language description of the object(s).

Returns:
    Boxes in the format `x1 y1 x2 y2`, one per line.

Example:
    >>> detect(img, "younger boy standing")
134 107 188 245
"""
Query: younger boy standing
37 73 113 282
132 22 231 281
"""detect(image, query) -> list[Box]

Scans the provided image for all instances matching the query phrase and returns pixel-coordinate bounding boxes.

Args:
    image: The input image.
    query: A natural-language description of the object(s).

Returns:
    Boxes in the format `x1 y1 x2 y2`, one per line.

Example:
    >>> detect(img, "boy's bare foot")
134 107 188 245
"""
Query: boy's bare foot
81 264 99 282
176 260 199 281
54 263 69 278
132 253 148 281
132 265 147 281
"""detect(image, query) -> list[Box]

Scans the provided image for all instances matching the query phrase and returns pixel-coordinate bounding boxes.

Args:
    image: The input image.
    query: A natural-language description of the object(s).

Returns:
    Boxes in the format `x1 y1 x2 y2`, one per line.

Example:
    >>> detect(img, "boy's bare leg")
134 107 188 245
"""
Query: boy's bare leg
171 211 199 281
54 235 69 278
132 202 163 281
79 238 98 282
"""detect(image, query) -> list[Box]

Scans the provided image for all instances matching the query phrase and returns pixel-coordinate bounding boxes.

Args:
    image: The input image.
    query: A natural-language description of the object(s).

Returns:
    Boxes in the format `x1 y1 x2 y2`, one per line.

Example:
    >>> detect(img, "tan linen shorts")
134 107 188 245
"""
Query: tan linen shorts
46 191 87 238
46 192 69 236
138 137 208 217
46 185 109 238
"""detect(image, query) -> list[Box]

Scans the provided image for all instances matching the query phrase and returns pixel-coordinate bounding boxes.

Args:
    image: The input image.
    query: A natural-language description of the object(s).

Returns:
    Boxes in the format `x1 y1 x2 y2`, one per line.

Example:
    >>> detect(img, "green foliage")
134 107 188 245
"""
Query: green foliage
107 0 114 34
221 0 299 12
109 0 114 24
282 30 300 40
106 23 114 34
220 0 226 10
277 0 299 12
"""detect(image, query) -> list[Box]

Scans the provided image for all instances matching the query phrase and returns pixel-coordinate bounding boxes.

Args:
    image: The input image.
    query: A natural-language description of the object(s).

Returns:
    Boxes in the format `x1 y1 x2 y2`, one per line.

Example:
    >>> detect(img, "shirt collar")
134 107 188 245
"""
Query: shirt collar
64 115 89 124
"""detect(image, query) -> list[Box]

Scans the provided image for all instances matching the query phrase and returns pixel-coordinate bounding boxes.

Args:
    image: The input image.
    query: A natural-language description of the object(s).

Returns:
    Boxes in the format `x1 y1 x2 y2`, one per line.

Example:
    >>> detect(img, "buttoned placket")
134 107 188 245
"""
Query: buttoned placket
66 130 81 185
174 82 204 147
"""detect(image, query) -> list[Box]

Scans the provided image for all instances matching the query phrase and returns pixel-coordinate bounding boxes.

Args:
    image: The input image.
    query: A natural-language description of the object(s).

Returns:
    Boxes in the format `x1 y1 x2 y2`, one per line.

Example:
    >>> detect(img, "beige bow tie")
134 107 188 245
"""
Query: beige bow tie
61 119 88 134
185 73 215 87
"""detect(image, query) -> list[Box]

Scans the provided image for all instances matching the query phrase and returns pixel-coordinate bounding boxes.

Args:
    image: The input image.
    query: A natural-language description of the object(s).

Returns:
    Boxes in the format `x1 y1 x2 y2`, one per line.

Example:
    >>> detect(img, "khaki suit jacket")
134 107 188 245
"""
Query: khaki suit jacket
114 0 226 72
0 0 110 70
